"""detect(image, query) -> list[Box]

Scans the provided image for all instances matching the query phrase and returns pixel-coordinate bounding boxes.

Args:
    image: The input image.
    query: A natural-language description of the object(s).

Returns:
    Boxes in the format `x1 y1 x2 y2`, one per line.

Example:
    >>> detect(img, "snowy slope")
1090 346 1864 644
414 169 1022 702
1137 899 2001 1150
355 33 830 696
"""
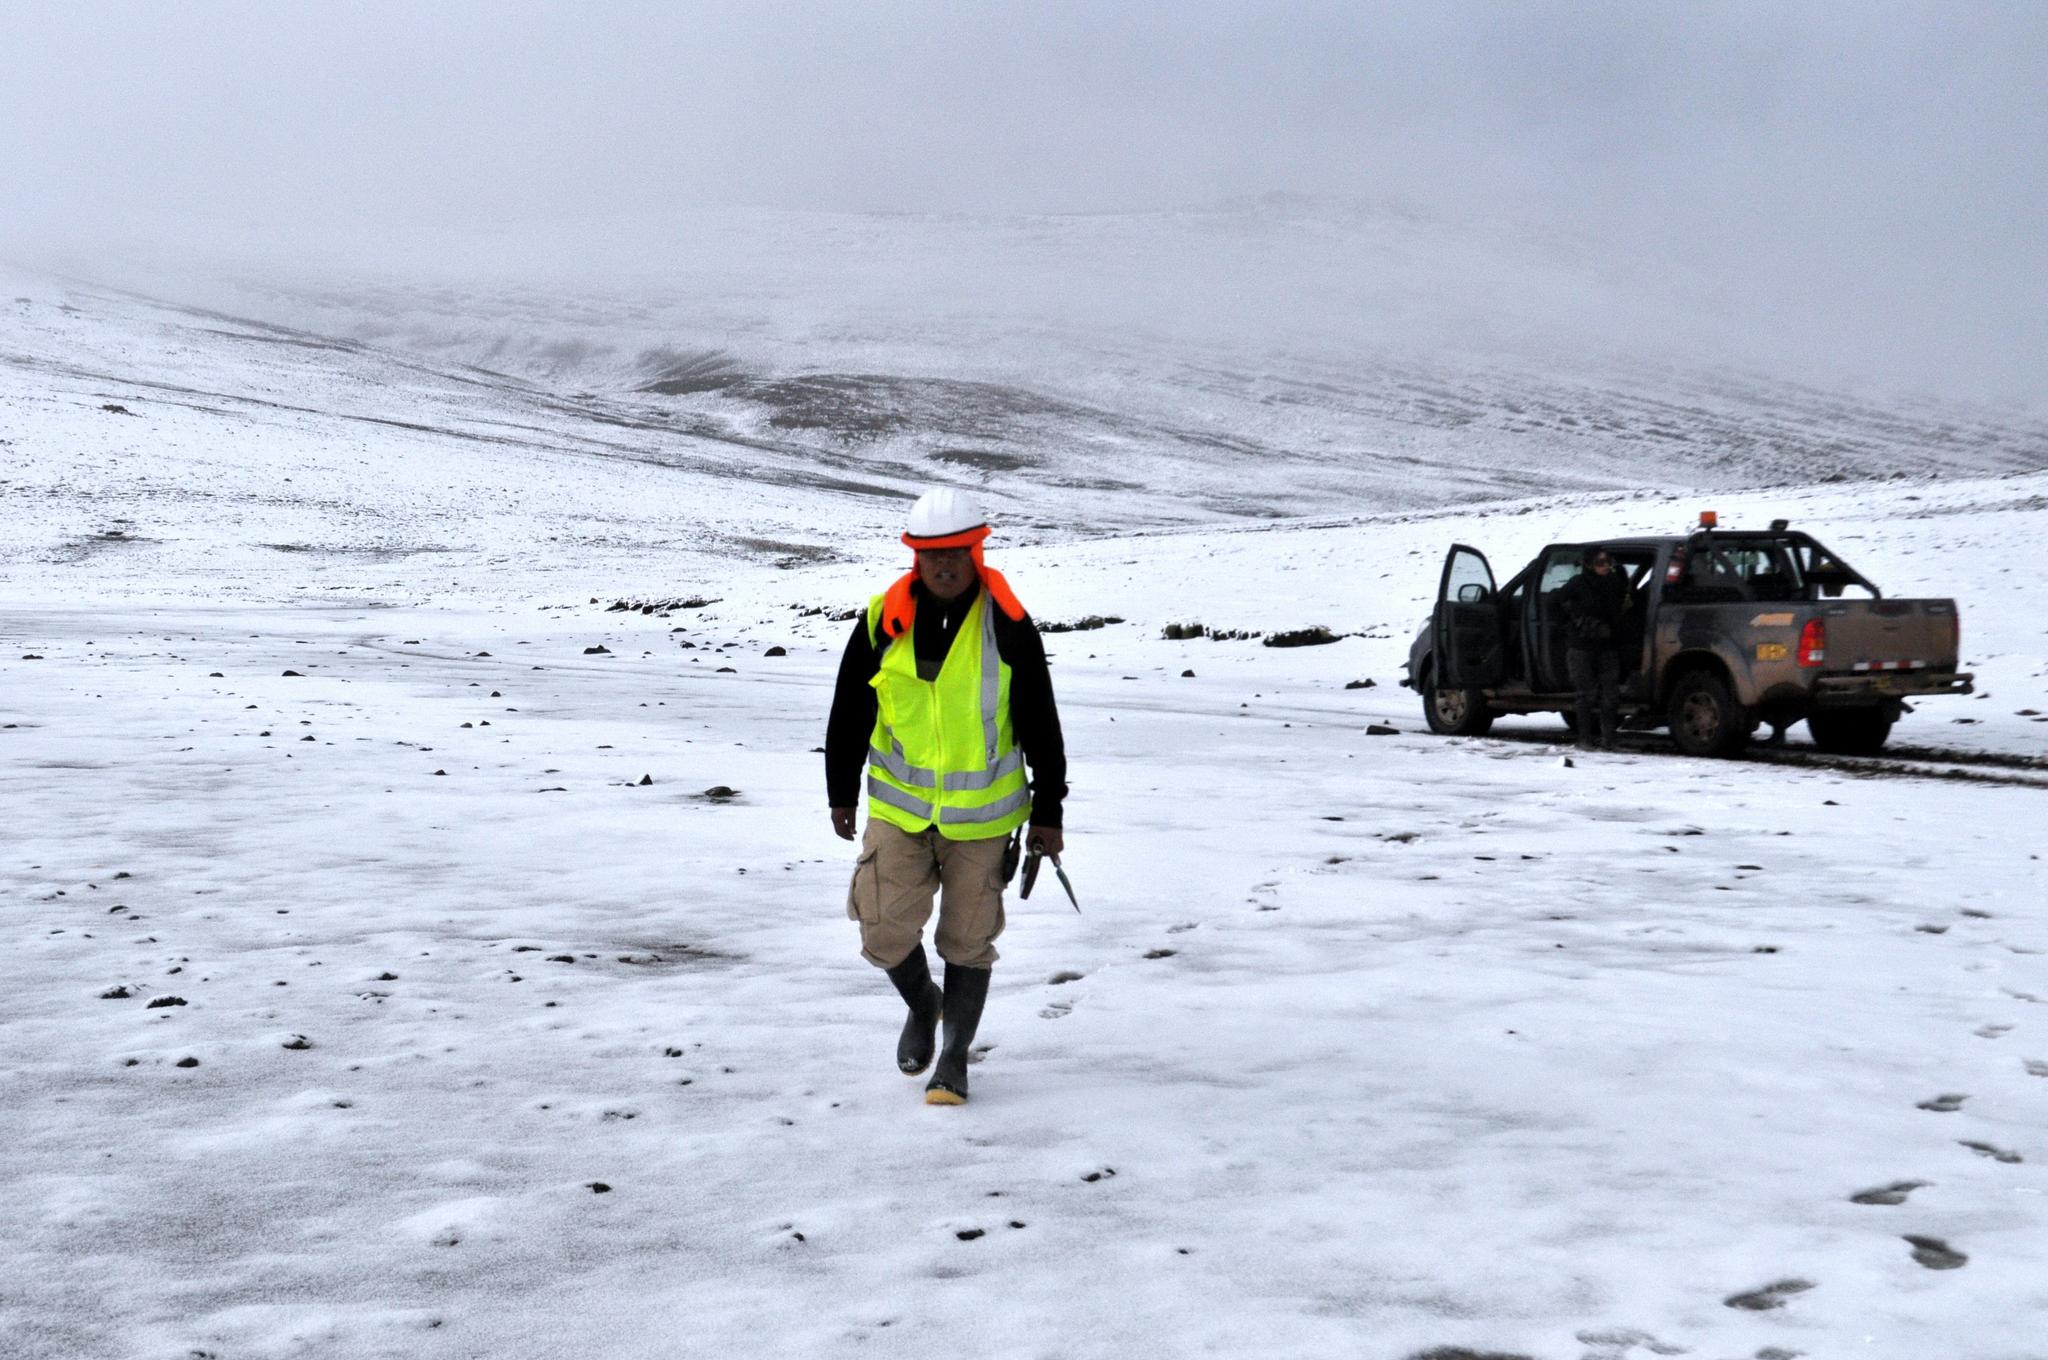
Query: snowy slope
23 199 2046 537
2 253 2047 1360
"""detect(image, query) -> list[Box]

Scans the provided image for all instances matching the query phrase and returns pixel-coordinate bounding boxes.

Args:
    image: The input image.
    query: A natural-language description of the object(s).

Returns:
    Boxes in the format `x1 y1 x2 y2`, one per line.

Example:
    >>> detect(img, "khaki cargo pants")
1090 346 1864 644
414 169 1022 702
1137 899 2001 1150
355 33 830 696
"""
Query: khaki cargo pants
847 820 1008 970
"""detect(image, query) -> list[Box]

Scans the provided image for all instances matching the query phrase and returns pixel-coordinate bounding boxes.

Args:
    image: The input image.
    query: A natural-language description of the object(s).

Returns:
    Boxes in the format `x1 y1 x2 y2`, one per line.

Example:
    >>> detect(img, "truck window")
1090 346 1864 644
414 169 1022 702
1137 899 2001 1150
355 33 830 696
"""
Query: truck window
1791 540 1878 599
1539 550 1585 593
1671 540 1799 603
1721 544 1800 602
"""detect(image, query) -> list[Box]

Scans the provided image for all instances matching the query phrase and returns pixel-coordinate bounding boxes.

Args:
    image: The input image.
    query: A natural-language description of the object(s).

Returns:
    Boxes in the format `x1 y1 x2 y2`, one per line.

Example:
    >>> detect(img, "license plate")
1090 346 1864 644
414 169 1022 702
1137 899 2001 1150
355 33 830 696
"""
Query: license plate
1755 643 1789 662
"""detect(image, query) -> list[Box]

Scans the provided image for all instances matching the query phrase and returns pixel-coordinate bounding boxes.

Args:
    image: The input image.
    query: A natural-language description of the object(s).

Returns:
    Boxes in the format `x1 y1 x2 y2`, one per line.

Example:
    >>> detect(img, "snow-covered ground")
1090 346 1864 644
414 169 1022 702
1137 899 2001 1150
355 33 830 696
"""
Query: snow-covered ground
3 261 2046 1360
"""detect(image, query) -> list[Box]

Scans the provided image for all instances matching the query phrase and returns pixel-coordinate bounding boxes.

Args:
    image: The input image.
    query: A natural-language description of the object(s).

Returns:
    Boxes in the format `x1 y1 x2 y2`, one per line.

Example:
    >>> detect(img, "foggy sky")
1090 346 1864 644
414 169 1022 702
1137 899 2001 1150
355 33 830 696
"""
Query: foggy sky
3 1 2043 402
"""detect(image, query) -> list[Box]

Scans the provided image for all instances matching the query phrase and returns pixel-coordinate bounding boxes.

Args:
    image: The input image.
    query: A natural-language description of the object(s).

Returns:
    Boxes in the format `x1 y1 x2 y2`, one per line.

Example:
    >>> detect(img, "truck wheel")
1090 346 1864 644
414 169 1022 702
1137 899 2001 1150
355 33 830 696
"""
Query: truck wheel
1668 671 1751 757
1807 708 1893 755
1421 664 1495 736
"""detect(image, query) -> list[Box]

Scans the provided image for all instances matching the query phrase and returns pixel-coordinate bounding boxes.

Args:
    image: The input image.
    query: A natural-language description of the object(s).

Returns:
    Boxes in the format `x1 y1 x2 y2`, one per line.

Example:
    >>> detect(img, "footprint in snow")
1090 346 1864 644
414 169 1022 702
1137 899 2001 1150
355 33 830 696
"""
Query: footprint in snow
1040 999 1072 1020
1574 1327 1687 1358
1047 970 1084 985
1850 1180 1929 1205
1143 948 1177 960
1903 1235 1968 1270
1959 1140 2023 1164
1405 1348 1534 1360
2027 1059 2048 1077
1974 1023 2013 1039
1916 1093 1968 1112
1723 1278 1815 1311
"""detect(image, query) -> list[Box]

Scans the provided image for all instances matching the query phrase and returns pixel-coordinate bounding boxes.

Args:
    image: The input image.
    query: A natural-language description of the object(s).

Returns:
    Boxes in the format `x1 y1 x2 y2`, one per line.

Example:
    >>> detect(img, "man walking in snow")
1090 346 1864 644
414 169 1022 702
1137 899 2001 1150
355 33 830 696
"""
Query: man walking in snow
1557 547 1634 749
826 488 1068 1105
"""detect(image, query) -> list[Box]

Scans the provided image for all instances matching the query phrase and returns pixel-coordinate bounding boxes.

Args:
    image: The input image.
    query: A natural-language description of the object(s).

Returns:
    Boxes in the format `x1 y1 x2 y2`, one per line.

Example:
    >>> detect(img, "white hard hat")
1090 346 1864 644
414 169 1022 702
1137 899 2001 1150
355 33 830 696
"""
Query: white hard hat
902 487 990 547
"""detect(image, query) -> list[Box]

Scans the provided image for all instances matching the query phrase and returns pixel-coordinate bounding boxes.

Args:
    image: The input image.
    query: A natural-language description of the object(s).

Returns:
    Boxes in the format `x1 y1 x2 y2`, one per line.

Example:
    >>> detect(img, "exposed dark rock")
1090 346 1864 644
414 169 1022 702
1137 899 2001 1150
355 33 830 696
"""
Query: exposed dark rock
1264 626 1339 648
147 996 187 1009
1039 616 1124 633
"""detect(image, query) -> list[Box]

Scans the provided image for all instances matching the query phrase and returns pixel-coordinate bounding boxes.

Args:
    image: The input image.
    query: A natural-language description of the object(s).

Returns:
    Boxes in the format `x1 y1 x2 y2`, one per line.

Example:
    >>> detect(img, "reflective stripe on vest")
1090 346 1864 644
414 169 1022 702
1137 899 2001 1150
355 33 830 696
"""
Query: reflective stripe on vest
863 588 1029 840
938 785 1032 825
867 737 936 787
978 592 1000 762
942 747 1023 791
866 774 934 821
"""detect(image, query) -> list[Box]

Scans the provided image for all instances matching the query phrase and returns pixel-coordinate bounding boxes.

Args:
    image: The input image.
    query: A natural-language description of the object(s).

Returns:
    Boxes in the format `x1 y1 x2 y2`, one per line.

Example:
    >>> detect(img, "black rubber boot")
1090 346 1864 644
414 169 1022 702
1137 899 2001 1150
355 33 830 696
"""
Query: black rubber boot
924 964 991 1105
884 944 943 1076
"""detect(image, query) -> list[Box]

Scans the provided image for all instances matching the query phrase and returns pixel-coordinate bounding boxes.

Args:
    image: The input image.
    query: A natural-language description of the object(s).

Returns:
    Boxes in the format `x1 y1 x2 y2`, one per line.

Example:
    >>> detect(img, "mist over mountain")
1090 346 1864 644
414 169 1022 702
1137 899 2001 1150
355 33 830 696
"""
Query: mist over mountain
11 197 2042 565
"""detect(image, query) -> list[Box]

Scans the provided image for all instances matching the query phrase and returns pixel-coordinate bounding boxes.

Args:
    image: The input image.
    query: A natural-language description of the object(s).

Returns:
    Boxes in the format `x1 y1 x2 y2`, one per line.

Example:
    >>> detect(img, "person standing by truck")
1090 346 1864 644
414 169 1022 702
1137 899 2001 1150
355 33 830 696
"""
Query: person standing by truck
1557 549 1634 749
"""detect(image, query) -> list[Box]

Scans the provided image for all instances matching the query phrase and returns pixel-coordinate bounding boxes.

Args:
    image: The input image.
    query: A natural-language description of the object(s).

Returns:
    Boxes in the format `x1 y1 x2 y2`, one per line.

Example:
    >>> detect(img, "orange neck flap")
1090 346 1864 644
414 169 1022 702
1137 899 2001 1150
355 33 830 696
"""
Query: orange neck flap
879 552 1027 640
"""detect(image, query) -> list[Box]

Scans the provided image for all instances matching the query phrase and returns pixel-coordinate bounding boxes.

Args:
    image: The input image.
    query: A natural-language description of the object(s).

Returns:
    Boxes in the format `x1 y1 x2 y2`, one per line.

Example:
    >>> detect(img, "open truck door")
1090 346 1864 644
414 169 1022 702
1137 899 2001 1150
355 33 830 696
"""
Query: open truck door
1434 544 1504 688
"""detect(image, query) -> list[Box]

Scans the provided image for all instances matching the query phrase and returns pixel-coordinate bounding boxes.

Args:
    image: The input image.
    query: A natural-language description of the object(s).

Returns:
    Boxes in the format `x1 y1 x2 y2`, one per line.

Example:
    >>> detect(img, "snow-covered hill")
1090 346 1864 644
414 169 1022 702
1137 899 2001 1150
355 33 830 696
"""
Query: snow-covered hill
10 200 2042 579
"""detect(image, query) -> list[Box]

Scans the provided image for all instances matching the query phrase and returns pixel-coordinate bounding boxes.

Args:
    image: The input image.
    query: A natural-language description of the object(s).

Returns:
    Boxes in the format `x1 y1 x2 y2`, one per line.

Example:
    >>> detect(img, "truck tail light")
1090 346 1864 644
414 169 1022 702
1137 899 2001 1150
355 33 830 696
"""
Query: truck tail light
1798 618 1826 668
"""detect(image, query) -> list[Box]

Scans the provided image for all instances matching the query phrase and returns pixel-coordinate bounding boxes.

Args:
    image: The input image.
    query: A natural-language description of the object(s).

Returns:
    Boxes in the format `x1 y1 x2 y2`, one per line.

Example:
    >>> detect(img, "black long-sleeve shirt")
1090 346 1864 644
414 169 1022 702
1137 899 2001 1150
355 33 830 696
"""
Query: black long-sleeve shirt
1557 569 1635 649
824 581 1068 827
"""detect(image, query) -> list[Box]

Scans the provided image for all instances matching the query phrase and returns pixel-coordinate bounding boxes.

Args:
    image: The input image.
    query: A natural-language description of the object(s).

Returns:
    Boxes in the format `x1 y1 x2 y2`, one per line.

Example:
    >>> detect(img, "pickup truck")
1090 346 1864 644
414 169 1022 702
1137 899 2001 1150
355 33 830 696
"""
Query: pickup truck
1400 516 1972 756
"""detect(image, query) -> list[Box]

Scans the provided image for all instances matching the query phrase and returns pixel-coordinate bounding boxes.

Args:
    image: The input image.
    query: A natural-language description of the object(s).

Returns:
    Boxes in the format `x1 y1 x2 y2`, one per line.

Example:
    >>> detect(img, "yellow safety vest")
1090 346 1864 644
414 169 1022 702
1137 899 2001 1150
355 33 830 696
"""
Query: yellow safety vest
864 588 1030 840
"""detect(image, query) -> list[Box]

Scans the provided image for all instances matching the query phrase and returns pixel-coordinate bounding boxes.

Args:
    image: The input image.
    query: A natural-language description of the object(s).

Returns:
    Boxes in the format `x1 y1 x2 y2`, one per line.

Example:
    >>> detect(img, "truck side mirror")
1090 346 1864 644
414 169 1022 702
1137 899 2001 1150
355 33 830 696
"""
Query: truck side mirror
1458 582 1490 603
